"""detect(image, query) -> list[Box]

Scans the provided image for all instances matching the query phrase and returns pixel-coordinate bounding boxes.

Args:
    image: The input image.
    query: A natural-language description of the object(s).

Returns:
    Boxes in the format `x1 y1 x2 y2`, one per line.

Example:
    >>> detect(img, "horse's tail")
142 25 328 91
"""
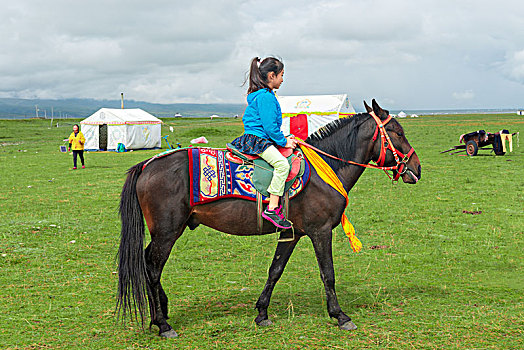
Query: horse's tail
116 160 149 326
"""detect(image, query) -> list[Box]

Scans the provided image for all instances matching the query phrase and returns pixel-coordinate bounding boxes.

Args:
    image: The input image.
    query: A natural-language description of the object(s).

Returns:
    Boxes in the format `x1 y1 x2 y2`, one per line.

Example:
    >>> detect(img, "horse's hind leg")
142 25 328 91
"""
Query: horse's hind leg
255 235 301 326
145 246 169 320
145 223 186 338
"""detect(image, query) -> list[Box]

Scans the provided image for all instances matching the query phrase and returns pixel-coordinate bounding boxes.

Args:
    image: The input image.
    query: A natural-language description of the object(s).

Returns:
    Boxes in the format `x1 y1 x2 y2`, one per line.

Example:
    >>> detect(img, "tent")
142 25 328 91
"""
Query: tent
277 94 356 139
80 108 162 151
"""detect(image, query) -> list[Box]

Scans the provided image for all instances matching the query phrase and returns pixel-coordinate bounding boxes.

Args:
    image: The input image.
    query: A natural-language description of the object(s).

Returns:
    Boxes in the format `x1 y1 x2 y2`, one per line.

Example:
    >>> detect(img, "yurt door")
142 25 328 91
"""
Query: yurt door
99 124 108 151
290 114 308 140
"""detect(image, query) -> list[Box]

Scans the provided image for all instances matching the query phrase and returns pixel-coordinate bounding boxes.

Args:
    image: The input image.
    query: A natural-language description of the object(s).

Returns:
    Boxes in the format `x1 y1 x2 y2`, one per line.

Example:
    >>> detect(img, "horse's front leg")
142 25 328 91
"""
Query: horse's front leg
310 229 357 330
255 234 301 326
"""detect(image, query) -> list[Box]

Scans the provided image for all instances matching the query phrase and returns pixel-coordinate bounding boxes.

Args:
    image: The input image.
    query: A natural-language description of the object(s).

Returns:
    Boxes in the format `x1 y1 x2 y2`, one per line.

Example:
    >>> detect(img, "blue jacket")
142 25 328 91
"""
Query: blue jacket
242 89 287 147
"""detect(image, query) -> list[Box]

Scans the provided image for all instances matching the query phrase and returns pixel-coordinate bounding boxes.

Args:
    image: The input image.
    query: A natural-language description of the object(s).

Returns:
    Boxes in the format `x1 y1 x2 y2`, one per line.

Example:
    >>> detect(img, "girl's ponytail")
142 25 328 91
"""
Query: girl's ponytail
247 56 284 94
248 57 265 94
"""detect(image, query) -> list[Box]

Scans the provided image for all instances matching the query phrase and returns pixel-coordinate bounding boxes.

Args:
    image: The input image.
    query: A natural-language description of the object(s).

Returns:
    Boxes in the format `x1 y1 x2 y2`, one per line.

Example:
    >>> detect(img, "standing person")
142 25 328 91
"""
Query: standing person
68 124 86 170
230 57 297 229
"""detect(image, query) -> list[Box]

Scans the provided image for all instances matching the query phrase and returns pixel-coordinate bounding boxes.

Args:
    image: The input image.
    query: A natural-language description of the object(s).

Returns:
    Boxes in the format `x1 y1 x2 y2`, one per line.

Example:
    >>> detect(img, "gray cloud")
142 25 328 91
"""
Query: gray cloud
2 0 524 109
500 50 524 82
453 90 475 100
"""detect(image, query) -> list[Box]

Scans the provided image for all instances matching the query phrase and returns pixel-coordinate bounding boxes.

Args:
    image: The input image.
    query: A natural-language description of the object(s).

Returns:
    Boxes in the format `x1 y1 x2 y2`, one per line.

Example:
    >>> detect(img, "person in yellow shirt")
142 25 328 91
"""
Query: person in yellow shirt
68 124 86 169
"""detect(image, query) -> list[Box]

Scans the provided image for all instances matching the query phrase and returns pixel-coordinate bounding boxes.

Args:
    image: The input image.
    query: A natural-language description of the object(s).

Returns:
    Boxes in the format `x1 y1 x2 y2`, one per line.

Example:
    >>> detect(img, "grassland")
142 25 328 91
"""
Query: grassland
0 114 522 349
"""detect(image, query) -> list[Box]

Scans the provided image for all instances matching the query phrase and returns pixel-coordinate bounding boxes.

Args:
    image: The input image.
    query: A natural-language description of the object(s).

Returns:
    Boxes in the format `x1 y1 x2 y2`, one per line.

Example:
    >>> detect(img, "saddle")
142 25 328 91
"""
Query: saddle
225 143 305 197
146 146 311 236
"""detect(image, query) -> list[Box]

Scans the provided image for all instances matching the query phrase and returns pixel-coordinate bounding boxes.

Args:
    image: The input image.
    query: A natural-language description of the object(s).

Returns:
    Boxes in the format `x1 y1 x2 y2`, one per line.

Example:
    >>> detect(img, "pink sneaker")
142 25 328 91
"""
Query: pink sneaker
72 167 77 170
262 207 292 229
81 165 85 169
274 205 285 220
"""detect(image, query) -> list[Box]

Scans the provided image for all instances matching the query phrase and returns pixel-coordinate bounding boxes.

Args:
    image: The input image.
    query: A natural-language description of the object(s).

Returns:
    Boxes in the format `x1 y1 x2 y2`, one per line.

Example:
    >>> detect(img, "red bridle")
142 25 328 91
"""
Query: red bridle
296 111 416 182
369 111 416 181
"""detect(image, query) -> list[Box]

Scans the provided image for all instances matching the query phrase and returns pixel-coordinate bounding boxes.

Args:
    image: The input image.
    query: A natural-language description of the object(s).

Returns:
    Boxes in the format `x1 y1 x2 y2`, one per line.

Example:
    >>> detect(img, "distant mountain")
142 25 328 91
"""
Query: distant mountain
0 97 246 119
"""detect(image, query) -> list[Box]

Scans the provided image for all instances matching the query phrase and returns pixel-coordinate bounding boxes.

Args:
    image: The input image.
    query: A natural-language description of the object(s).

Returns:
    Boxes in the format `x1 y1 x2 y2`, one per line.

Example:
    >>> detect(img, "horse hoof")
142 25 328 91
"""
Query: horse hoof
160 329 178 338
339 321 357 331
257 319 273 327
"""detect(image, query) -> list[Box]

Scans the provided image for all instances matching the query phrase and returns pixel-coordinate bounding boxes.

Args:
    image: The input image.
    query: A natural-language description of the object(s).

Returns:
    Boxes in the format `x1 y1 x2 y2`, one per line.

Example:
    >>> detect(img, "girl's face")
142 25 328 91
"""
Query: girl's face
267 70 284 90
73 125 79 133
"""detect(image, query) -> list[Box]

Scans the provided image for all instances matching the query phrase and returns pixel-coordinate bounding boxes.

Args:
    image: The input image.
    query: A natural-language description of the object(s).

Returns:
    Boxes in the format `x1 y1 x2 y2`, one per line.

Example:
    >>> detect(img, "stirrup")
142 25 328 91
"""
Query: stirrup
277 224 295 243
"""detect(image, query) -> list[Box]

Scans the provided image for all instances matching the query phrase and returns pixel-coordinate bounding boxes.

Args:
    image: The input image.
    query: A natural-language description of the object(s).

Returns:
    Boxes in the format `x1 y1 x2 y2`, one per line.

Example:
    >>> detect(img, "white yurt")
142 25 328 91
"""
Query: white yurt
277 94 356 140
80 108 162 151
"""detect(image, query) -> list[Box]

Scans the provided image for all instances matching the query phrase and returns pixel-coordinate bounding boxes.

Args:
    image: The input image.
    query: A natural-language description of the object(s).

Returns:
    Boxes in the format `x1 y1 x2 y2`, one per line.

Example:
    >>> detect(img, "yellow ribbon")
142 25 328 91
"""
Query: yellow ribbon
299 142 362 253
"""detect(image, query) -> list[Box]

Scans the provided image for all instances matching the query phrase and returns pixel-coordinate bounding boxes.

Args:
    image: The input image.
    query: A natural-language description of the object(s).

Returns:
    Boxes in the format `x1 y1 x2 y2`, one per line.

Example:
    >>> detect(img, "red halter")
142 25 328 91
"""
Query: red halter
296 111 416 182
368 111 416 181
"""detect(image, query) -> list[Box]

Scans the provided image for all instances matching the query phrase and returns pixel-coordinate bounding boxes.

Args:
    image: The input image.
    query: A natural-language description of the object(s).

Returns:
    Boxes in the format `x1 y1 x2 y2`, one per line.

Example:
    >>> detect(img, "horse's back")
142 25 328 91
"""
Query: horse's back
137 150 189 189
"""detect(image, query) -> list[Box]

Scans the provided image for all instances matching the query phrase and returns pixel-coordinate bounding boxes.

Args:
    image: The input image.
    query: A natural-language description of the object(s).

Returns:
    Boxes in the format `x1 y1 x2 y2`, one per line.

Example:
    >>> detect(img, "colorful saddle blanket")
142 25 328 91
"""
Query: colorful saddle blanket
188 147 311 206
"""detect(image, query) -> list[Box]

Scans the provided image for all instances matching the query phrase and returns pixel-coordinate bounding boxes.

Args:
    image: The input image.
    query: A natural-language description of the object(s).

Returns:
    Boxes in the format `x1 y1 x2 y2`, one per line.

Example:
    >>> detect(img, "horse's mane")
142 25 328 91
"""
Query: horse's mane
305 112 372 170
306 113 371 143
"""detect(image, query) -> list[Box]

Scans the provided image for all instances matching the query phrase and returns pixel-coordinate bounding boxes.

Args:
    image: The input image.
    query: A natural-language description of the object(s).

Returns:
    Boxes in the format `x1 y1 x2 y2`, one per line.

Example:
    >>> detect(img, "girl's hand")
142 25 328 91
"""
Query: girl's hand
285 136 297 149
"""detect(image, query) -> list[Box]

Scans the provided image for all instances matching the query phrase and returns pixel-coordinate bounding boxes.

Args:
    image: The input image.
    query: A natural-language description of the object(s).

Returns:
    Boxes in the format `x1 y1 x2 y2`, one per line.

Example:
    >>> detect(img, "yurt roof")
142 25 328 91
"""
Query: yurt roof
81 108 162 125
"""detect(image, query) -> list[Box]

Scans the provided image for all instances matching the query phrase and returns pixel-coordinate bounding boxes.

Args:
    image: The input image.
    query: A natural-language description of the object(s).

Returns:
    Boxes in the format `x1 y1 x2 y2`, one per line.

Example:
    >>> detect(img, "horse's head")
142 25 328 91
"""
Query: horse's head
364 99 421 184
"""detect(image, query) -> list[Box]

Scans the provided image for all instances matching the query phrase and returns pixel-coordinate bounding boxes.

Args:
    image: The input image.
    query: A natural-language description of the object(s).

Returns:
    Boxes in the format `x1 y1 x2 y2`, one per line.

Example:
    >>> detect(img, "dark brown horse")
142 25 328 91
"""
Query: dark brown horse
117 100 421 338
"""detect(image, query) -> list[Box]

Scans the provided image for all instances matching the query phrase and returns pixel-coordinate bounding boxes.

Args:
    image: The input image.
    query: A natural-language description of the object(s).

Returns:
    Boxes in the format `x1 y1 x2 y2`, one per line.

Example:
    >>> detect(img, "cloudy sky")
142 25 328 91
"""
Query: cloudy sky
2 0 524 110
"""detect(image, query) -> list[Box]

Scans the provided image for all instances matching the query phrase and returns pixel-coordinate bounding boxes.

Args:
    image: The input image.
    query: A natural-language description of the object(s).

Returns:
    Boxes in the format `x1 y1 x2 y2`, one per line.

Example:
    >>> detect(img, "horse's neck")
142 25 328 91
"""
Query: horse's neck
308 124 371 192
337 166 366 192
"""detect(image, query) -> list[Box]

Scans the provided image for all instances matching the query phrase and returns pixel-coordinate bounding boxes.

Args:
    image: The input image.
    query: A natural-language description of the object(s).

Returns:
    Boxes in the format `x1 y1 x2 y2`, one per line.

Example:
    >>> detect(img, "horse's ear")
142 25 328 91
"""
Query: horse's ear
363 100 372 113
372 99 389 120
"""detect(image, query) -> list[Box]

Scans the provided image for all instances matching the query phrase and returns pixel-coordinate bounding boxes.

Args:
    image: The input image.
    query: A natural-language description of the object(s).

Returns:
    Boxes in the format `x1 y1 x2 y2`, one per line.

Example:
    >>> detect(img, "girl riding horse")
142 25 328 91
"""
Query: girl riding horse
230 57 297 229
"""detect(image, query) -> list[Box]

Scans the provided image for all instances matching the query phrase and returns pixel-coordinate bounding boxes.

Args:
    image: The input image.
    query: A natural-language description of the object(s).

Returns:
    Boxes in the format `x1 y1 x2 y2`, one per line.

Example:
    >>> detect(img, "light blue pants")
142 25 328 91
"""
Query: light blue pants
260 145 290 197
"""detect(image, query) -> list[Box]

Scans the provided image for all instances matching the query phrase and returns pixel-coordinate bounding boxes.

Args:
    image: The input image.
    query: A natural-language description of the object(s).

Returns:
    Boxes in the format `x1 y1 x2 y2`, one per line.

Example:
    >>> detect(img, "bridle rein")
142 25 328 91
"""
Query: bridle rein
297 111 416 182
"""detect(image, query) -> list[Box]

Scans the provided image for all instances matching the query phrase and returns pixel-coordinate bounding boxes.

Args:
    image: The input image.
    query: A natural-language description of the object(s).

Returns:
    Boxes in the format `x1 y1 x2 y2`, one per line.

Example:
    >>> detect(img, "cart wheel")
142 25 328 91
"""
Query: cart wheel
466 140 478 156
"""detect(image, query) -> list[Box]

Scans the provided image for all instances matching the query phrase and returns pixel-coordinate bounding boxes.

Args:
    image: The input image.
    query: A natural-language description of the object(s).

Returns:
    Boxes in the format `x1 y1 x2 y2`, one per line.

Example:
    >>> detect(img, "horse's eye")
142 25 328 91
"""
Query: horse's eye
396 132 403 137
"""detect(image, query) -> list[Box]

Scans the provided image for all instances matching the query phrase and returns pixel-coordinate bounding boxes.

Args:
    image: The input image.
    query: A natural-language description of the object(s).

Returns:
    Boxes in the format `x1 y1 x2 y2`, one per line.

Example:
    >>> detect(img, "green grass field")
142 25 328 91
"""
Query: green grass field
0 114 522 349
